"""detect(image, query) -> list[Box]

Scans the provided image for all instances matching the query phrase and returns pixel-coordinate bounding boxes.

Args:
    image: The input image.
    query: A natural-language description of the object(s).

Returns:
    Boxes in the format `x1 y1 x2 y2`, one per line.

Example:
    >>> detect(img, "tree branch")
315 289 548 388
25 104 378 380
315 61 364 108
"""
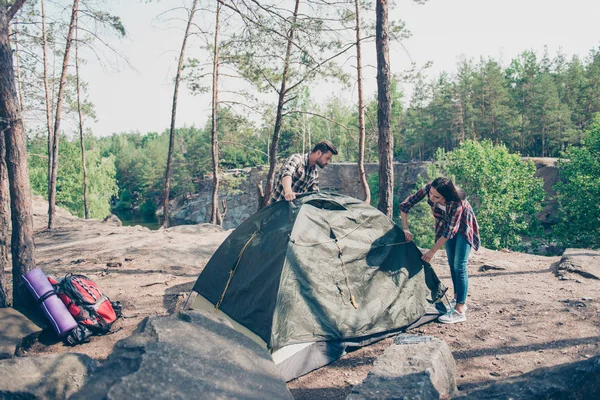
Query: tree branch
219 100 267 117
220 140 269 157
7 0 27 21
244 0 288 22
260 69 279 94
285 36 371 94
217 0 311 58
283 110 356 133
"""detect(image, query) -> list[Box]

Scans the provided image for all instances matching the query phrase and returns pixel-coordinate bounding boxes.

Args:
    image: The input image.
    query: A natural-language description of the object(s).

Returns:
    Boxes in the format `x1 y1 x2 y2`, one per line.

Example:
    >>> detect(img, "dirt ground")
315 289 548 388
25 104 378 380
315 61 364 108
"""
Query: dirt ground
9 198 600 398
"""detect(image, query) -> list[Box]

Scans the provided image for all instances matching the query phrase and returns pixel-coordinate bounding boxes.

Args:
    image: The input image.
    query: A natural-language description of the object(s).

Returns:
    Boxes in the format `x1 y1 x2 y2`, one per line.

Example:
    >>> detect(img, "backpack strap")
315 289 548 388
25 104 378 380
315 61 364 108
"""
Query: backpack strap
111 301 123 318
37 289 56 305
65 325 93 346
91 295 110 311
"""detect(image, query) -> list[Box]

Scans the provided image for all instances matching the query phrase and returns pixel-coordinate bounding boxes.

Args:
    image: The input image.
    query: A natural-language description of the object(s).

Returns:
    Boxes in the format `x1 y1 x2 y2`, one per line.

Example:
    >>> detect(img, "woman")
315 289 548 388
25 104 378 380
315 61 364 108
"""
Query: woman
399 177 480 324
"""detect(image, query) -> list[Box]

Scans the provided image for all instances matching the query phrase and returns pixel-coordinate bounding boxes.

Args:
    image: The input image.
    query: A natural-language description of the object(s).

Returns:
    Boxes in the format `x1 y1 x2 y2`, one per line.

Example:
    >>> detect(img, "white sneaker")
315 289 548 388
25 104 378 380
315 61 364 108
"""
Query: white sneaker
439 309 466 324
447 299 468 312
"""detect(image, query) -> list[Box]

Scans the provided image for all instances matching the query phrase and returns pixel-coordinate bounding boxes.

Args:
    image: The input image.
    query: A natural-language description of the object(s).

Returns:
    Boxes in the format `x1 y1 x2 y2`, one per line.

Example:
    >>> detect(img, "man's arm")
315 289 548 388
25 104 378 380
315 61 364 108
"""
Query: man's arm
279 154 302 201
310 175 319 192
281 175 296 201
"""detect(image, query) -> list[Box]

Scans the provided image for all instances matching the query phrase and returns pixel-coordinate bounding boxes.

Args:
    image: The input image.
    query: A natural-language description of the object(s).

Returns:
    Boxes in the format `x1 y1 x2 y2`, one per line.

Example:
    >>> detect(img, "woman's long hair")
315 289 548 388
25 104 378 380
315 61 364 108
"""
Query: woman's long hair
431 177 466 202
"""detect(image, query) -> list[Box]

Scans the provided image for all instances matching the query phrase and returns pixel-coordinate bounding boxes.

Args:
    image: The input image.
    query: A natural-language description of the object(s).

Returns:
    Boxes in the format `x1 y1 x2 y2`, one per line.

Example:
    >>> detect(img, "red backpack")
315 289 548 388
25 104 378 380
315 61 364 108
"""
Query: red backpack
49 274 122 345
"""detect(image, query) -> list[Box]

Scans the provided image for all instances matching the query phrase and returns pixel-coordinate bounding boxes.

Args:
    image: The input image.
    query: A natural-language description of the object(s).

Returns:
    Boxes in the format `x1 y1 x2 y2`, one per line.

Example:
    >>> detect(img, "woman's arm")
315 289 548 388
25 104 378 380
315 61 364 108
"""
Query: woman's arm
399 183 430 243
400 211 413 242
422 202 464 263
399 183 430 214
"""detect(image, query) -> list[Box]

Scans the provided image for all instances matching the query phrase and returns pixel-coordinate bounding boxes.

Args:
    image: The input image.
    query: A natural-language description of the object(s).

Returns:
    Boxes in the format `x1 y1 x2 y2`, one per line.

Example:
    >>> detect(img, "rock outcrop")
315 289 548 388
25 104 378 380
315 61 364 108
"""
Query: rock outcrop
166 159 558 230
347 335 456 400
0 308 42 360
102 214 122 226
167 162 430 229
71 310 292 400
454 355 600 399
0 354 98 399
556 248 600 280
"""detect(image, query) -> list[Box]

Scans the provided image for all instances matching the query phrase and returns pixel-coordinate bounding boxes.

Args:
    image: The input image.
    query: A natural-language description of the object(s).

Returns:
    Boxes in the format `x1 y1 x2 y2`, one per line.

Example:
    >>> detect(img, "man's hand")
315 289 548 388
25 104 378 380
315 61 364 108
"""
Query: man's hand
403 229 413 242
284 191 298 201
421 249 436 263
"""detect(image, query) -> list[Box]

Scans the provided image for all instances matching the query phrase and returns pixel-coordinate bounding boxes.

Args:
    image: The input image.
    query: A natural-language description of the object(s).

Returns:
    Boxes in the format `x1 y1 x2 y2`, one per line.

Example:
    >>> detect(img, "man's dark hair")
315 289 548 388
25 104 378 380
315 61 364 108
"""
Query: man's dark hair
431 177 466 202
311 140 338 155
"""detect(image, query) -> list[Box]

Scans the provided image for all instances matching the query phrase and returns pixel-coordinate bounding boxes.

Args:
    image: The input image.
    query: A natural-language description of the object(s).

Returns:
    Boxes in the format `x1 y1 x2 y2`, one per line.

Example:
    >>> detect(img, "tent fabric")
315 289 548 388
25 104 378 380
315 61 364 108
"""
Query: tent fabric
274 341 346 382
272 306 442 382
192 192 445 354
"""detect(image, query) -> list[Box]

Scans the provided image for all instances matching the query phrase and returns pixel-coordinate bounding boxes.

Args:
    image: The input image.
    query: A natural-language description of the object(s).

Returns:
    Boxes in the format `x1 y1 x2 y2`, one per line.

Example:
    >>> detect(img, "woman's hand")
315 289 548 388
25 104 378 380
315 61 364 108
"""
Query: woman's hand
421 249 436 263
403 229 413 242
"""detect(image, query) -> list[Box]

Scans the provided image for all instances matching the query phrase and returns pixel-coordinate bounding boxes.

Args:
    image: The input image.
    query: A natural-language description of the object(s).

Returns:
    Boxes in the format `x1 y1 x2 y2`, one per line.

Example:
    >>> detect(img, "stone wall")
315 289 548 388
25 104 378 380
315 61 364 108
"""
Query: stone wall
168 159 558 230
169 165 270 230
168 162 430 229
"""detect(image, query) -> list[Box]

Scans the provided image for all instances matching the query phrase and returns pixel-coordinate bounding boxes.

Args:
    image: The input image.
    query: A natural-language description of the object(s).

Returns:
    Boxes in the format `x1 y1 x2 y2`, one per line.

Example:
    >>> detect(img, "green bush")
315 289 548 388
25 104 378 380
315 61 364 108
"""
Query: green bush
553 116 600 249
439 140 545 250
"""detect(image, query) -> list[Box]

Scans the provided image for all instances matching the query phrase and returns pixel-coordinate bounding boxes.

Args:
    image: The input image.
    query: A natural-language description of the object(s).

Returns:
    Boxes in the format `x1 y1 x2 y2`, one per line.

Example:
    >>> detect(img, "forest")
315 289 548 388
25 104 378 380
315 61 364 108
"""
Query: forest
25 46 600 252
1 0 599 306
26 47 600 211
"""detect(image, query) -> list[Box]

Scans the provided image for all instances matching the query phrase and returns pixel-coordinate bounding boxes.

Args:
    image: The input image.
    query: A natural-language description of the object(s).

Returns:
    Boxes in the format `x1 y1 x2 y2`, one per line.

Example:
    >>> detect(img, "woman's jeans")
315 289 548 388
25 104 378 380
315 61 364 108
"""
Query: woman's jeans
445 234 471 304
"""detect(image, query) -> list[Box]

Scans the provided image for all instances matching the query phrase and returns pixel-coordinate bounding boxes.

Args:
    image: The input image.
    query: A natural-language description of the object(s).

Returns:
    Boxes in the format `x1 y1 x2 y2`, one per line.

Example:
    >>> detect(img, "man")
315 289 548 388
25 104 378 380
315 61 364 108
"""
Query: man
268 140 338 205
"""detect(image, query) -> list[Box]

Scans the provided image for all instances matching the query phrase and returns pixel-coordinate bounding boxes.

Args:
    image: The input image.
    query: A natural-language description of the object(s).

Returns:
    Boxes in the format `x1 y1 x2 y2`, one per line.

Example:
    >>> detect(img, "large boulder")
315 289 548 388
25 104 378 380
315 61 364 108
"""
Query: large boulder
454 355 600 399
0 353 98 399
0 308 42 360
166 159 560 231
530 157 560 226
102 214 122 227
70 310 292 400
347 335 456 400
556 248 600 280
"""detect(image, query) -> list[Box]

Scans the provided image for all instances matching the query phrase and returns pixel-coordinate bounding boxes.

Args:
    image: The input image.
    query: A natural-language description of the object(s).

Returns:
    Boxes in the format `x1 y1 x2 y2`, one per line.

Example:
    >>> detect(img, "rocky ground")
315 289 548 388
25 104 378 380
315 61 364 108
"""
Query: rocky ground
6 198 600 399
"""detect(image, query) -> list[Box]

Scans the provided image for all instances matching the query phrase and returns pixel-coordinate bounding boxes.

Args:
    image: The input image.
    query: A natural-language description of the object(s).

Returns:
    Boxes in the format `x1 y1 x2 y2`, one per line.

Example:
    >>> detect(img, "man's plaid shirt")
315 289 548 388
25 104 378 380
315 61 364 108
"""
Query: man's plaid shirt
269 153 319 205
400 182 480 250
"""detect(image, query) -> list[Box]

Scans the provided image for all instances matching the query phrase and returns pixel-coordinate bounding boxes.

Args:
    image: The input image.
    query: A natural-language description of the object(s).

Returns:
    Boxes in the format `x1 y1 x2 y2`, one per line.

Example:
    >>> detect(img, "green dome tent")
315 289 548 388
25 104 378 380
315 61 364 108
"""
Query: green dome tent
191 192 445 381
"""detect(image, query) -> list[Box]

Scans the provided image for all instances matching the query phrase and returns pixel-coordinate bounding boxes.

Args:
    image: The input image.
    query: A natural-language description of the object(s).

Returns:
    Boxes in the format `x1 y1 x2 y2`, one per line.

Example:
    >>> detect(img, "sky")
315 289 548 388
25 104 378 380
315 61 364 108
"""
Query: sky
80 0 600 137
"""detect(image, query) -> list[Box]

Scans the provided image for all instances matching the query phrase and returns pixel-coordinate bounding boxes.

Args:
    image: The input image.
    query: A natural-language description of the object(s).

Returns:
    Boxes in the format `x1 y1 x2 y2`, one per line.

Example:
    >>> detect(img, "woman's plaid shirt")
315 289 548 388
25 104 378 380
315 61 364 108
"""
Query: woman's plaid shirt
400 183 480 250
268 153 319 204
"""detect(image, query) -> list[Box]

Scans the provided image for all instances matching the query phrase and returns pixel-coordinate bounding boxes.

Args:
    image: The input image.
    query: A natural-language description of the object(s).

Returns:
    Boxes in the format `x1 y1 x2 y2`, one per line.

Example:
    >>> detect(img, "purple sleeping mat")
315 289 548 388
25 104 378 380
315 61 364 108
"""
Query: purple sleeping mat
21 268 78 336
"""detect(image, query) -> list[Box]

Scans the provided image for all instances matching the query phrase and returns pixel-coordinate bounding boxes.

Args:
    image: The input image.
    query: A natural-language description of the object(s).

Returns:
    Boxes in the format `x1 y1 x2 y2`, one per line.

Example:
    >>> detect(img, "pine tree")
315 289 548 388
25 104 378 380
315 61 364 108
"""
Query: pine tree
1 0 36 309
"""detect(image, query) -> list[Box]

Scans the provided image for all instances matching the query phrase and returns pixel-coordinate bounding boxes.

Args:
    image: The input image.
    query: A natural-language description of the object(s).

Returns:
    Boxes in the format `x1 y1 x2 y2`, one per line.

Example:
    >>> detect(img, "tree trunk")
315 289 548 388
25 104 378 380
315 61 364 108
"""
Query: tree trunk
216 199 226 226
456 95 465 143
41 0 53 194
541 125 546 157
375 0 393 217
302 113 306 153
48 0 78 230
0 1 36 310
74 11 88 219
12 17 25 125
162 0 199 228
261 0 301 207
210 2 221 225
479 72 485 140
355 0 370 204
520 95 526 152
307 116 311 152
0 131 9 308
